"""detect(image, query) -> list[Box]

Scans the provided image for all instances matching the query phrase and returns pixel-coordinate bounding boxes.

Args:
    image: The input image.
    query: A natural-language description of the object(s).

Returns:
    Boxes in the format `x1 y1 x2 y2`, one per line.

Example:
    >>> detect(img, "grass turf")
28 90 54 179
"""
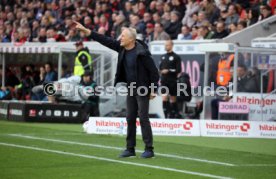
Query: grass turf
0 120 276 179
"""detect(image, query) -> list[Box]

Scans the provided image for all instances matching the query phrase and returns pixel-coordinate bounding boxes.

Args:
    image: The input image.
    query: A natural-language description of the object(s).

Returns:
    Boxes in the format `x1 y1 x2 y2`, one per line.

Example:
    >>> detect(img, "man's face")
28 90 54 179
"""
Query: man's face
84 17 91 25
262 8 271 17
120 29 134 47
216 23 224 33
198 12 205 21
40 28 46 37
154 24 162 33
83 75 91 83
228 5 236 15
182 26 189 35
170 13 178 22
165 40 173 52
237 67 246 78
45 64 51 72
143 13 151 22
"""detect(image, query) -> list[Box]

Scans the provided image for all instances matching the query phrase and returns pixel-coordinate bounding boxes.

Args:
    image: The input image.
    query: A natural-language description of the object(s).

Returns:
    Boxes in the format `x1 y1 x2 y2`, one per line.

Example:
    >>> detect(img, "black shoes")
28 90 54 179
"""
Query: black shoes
140 150 154 158
119 150 136 158
119 149 155 158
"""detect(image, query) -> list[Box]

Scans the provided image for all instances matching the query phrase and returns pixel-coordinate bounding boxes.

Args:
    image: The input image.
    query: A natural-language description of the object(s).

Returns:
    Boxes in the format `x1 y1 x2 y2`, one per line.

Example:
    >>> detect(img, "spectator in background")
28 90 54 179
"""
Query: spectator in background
195 25 213 40
212 21 229 39
123 1 133 21
141 12 153 35
22 28 32 42
0 26 10 42
11 30 20 42
144 23 154 44
46 28 56 42
65 28 80 42
161 12 170 29
152 11 161 23
63 17 74 35
31 20 40 40
149 0 157 14
33 27 47 42
195 11 209 27
191 26 199 39
155 1 164 15
163 2 172 13
112 13 127 39
225 4 240 27
177 25 193 40
201 0 220 24
83 16 94 30
44 62 57 83
182 0 200 28
190 13 199 27
260 5 272 20
165 11 182 40
98 26 106 35
154 22 170 41
171 0 186 19
216 0 231 12
229 22 238 34
237 20 247 31
247 9 259 26
96 14 110 36
38 66 46 85
129 14 144 34
0 0 269 47
137 1 146 18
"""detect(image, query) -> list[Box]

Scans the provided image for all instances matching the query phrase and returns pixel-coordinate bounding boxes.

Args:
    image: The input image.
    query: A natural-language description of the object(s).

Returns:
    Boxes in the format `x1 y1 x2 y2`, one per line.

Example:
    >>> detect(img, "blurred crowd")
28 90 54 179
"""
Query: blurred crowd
0 0 275 44
0 62 71 100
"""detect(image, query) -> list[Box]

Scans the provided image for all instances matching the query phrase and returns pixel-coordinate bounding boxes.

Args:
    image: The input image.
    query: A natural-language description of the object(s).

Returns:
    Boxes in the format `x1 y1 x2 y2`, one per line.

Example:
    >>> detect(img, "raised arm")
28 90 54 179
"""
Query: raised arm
74 21 121 52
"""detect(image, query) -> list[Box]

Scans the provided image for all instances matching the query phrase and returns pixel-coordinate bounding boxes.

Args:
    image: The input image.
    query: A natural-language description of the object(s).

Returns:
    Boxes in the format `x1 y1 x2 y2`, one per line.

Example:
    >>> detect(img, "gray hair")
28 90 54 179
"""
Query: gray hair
125 27 137 40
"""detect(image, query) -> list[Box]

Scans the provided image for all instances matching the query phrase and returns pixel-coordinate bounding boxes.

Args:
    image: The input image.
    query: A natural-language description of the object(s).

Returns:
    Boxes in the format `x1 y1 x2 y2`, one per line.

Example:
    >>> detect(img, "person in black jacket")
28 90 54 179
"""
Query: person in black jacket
74 21 159 159
165 11 182 40
80 71 99 120
159 40 181 118
212 21 229 39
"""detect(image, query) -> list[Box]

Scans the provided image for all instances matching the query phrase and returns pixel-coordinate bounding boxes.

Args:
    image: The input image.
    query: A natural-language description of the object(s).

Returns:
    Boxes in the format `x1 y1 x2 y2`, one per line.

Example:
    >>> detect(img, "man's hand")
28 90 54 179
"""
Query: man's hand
161 69 169 74
73 21 91 36
149 93 157 100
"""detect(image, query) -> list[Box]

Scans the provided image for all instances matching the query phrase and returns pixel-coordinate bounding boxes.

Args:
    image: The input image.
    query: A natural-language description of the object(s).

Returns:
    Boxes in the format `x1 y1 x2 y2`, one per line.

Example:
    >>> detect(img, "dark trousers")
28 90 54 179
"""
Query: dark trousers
126 94 153 151
211 99 224 120
83 103 99 119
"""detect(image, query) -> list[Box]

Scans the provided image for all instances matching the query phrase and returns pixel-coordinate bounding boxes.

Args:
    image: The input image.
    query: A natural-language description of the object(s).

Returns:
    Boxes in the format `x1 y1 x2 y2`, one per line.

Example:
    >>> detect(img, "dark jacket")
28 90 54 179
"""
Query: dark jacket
165 21 182 40
238 75 260 93
211 30 229 39
89 31 159 92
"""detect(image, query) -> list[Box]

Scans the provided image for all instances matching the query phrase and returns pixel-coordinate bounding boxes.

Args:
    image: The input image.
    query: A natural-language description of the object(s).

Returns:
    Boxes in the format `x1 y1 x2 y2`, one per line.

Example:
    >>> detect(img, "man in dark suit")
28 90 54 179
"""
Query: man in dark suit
74 21 159 158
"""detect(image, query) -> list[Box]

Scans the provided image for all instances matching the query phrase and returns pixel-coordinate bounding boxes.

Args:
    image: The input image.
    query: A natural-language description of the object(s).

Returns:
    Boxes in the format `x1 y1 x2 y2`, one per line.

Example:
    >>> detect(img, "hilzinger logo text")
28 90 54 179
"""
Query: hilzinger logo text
206 123 250 132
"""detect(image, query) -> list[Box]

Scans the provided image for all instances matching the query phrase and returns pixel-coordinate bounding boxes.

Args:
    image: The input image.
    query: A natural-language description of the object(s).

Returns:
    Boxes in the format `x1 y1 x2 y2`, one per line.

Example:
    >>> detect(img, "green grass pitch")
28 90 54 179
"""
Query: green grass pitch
0 120 276 179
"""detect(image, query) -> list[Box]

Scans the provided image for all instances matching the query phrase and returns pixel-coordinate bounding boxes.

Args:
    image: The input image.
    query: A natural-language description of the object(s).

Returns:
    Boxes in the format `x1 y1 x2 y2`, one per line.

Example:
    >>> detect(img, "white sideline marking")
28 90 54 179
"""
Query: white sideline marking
8 134 234 166
0 142 232 179
237 164 276 167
